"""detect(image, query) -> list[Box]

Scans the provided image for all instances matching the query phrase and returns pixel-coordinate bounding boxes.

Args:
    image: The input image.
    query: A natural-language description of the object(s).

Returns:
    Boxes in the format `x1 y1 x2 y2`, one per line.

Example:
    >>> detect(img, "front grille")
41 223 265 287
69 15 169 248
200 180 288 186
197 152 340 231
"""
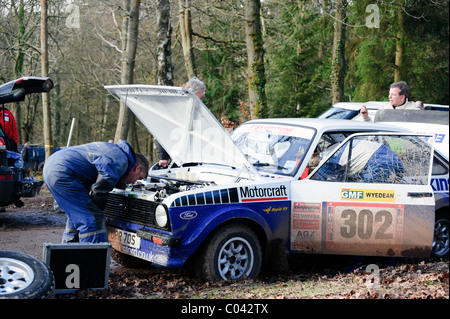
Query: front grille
104 193 166 230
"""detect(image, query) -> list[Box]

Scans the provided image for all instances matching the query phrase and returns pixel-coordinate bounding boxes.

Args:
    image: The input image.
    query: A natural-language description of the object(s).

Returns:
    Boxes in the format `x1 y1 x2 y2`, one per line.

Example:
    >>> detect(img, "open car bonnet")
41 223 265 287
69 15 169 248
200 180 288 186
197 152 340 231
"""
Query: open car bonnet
105 84 260 178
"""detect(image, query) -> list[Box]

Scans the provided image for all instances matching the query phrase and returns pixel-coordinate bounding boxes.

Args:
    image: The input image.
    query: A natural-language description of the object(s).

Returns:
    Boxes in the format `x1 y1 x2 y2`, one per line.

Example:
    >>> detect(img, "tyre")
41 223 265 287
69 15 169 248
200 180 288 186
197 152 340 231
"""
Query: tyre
432 212 449 258
0 251 55 299
197 224 262 281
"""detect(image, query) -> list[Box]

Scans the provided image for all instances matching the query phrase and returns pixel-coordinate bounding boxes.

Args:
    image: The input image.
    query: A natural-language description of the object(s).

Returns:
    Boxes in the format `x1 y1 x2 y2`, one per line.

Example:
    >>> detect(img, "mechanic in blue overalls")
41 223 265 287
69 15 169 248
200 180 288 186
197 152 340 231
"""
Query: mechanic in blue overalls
43 140 149 243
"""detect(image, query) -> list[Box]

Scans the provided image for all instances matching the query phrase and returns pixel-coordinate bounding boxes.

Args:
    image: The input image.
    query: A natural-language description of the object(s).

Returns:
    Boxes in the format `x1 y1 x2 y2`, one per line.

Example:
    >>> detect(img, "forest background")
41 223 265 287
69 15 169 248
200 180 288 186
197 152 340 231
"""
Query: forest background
0 0 448 162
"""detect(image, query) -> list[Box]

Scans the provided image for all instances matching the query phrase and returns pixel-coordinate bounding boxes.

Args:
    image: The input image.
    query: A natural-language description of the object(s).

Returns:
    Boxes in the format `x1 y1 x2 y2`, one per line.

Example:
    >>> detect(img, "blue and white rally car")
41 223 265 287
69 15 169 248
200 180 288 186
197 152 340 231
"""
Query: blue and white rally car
104 85 440 281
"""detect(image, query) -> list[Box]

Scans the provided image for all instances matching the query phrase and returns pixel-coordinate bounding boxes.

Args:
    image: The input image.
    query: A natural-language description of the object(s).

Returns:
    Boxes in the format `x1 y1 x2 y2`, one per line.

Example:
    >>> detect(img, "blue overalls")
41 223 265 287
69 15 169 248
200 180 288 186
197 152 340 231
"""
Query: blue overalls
43 140 136 243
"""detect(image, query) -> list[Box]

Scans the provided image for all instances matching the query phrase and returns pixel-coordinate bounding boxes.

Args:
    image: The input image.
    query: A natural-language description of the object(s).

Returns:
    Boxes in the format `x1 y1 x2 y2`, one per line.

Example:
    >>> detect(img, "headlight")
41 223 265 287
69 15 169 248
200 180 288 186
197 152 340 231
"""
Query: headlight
155 204 168 228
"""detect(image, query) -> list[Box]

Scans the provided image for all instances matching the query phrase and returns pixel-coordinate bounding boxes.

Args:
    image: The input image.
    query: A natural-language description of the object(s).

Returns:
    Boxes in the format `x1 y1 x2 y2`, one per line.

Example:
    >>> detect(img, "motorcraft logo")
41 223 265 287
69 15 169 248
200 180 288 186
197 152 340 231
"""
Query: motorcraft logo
240 185 288 202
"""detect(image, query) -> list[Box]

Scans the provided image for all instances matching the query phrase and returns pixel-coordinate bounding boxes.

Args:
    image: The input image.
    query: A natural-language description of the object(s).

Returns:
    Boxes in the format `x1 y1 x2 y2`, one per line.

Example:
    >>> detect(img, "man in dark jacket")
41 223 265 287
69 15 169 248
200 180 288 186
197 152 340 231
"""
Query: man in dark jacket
43 140 149 243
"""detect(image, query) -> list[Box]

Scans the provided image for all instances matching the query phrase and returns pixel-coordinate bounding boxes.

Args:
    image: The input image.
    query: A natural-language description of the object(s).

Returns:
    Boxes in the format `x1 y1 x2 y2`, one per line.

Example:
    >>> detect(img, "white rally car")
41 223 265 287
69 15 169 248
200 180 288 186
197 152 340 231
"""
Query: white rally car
374 109 449 258
104 85 438 281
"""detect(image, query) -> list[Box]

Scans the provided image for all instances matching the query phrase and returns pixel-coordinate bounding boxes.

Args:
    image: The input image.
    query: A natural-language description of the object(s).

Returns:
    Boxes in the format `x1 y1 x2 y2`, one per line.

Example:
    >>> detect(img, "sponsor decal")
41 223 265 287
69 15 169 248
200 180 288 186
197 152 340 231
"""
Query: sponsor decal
293 202 320 213
245 124 294 135
434 133 446 144
431 178 449 192
341 188 395 202
180 211 198 220
262 206 289 214
291 202 321 252
239 185 288 202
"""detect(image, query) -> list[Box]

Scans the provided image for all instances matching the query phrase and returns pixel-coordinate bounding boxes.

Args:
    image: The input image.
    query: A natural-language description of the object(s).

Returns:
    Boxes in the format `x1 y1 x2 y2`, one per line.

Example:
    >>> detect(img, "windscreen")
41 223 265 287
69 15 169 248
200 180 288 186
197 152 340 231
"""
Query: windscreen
318 107 359 120
232 123 315 177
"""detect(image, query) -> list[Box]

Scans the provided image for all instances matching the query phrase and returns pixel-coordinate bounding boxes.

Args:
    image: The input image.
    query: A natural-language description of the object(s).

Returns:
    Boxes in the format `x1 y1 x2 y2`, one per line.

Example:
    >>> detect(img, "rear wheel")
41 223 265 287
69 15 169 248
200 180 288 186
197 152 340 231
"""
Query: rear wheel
432 212 449 258
197 224 262 281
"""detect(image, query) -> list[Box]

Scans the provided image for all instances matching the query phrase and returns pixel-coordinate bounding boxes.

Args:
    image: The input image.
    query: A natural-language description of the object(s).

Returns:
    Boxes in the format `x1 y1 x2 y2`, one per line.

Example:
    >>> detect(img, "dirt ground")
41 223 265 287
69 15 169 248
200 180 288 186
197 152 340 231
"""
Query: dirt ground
0 193 65 260
1 190 448 300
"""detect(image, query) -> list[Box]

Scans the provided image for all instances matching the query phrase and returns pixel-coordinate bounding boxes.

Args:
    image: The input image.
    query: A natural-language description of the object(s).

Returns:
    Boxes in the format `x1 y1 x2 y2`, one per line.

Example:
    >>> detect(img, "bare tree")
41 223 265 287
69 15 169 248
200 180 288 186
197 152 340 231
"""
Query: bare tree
41 0 53 159
156 0 174 86
394 4 404 82
244 0 267 119
178 0 196 78
331 0 347 104
114 0 141 142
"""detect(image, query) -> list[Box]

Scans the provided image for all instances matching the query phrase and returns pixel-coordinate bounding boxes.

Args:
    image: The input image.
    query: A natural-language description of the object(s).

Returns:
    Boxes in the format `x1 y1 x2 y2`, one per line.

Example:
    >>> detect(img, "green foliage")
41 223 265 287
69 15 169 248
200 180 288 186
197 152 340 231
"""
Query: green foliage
0 0 448 152
347 0 449 104
264 1 333 118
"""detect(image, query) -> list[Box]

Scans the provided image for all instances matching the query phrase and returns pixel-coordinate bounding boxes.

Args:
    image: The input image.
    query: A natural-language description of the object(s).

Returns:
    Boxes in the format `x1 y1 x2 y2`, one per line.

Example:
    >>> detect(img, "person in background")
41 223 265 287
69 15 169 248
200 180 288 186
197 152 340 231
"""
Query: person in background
43 140 149 243
20 142 32 176
0 105 19 152
156 77 206 168
360 81 420 121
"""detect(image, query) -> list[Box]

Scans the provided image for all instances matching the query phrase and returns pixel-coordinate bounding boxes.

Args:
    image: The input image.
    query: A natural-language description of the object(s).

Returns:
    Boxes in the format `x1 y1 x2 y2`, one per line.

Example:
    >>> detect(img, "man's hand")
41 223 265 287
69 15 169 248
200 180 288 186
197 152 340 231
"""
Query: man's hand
360 105 369 121
158 159 168 168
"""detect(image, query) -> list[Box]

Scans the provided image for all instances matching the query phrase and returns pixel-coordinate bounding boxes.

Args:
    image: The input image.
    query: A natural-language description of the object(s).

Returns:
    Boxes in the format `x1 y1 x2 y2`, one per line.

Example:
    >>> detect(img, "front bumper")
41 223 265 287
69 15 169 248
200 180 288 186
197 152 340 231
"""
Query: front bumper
106 219 188 268
136 228 182 246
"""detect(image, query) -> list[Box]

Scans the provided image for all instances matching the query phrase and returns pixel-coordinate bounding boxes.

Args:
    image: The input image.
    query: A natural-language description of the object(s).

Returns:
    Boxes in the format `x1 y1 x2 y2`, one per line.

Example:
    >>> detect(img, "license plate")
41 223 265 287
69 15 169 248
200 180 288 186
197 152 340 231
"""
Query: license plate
108 228 141 249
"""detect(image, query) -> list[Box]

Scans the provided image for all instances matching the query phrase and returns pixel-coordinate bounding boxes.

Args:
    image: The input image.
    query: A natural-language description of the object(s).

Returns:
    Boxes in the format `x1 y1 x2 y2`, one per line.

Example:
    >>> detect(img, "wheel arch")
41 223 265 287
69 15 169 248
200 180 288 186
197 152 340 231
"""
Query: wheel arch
184 215 270 269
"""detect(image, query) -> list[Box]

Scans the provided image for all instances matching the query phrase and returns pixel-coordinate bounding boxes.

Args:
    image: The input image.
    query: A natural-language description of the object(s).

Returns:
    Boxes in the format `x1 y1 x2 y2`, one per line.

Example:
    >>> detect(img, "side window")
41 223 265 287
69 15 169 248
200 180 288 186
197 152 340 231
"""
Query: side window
432 155 448 176
311 134 432 185
306 133 348 172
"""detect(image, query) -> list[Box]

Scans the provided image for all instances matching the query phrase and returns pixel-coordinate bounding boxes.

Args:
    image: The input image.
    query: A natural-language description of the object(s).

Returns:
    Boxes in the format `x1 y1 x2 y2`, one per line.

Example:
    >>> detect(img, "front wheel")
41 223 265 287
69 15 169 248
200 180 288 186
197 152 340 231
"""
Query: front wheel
197 224 262 281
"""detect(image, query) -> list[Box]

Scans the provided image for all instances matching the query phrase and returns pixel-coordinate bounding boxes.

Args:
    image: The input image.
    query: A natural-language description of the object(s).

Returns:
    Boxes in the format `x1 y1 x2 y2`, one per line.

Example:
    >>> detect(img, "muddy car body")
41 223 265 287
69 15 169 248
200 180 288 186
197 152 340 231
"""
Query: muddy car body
104 85 437 281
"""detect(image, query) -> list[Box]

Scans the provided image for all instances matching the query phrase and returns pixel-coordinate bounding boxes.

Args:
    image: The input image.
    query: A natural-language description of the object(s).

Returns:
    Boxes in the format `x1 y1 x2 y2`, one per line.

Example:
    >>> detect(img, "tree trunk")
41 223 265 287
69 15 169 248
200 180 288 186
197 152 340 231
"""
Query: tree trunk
21 95 39 143
394 5 404 82
331 0 347 104
114 0 140 142
178 0 196 78
244 0 267 119
101 94 110 141
156 0 174 86
12 0 25 144
52 74 62 145
40 0 53 159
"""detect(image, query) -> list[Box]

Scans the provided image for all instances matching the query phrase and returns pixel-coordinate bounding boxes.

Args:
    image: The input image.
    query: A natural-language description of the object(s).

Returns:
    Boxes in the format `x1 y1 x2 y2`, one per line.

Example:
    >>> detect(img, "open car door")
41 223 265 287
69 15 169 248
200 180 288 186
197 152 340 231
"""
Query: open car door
290 133 435 258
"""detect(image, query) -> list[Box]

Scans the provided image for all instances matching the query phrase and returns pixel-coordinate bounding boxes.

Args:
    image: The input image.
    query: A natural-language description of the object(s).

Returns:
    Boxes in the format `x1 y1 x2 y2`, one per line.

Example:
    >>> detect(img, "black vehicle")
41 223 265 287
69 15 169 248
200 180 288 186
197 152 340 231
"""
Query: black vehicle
0 77 54 207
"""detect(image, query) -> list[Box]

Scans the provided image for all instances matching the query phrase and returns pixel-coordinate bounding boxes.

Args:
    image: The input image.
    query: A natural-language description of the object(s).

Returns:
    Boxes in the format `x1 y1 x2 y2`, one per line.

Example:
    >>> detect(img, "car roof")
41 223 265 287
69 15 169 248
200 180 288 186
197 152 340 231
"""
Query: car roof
329 101 386 111
242 117 407 134
329 101 448 111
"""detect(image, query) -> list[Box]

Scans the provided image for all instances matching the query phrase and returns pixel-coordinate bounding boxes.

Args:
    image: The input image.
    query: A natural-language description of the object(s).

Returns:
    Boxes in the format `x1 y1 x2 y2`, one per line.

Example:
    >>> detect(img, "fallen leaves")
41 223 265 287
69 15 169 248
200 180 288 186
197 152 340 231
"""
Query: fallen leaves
56 258 449 300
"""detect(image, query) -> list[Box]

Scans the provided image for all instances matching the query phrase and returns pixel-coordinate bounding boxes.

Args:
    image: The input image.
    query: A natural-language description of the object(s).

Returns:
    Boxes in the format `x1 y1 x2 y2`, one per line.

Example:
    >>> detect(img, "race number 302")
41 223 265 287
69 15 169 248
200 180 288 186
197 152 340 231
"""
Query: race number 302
325 202 404 256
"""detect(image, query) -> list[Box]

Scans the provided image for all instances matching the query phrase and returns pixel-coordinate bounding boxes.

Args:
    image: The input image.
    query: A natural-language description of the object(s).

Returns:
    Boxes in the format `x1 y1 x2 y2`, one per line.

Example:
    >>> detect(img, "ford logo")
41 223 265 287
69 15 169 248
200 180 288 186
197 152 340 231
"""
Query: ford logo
180 211 197 220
